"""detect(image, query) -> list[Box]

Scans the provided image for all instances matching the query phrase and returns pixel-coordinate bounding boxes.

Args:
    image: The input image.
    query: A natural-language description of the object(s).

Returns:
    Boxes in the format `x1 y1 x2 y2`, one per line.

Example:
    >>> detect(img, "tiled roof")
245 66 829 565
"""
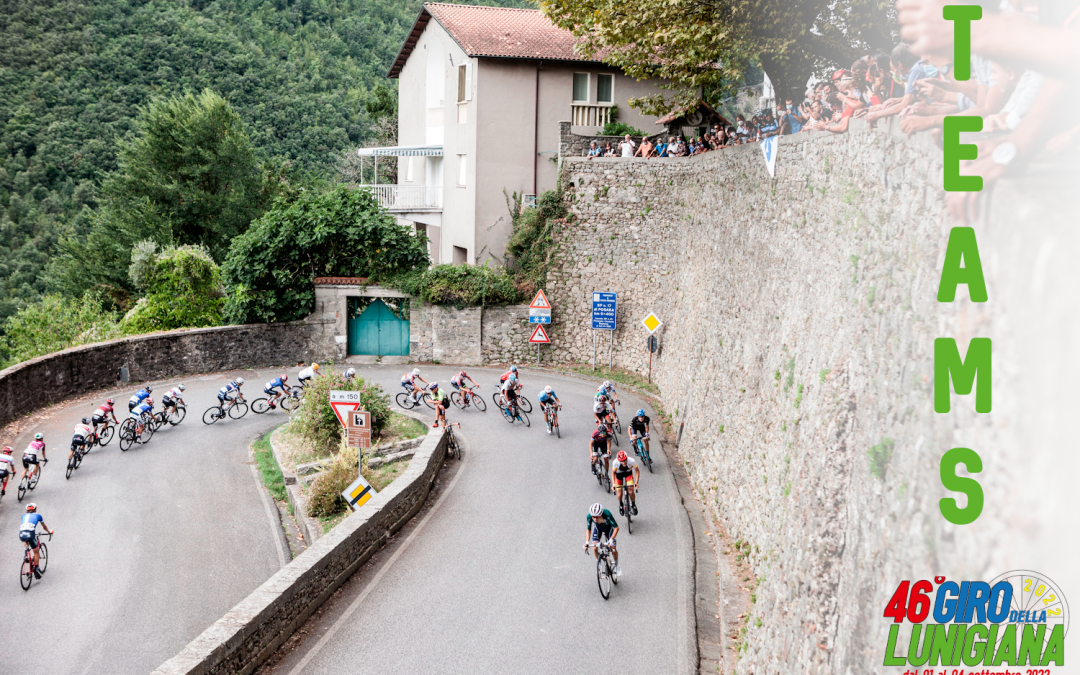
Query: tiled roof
313 277 369 286
389 3 602 78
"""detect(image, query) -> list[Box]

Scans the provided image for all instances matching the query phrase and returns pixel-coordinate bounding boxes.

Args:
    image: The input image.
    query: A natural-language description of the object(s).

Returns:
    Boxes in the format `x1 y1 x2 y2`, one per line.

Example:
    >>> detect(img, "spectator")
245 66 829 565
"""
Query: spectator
586 140 602 159
865 43 923 123
735 115 751 143
800 100 831 132
603 142 616 157
778 104 805 135
655 137 669 157
827 67 871 134
619 134 636 157
635 135 655 157
758 110 781 138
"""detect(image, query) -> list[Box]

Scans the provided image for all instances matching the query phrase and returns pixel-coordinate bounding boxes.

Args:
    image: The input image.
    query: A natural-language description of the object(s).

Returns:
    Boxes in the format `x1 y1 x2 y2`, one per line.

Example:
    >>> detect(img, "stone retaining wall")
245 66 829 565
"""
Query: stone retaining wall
558 120 666 158
151 424 449 675
543 119 1078 673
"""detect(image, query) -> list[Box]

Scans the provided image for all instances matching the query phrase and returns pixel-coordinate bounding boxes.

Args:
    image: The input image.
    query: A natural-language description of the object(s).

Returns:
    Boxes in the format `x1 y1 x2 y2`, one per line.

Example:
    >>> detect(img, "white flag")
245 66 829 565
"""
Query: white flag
761 136 778 177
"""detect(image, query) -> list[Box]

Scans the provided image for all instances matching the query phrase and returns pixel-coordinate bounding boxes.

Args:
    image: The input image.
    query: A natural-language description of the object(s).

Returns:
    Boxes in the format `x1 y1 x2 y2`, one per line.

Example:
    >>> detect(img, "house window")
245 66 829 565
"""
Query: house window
405 156 413 182
457 65 467 103
572 73 589 103
597 74 613 104
457 154 467 187
453 246 468 265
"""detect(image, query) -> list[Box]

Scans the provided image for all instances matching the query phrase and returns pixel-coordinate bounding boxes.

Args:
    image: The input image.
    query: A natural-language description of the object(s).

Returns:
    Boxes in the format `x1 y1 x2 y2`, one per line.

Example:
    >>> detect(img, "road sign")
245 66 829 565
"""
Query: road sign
341 473 377 510
528 324 550 344
648 335 659 353
642 312 663 334
529 289 552 324
591 292 617 330
329 390 363 428
347 410 372 449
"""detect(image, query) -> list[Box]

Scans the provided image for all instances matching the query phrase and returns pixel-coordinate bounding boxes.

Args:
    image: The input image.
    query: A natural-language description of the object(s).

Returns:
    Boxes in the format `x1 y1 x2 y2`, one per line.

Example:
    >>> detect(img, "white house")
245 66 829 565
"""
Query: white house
362 2 669 266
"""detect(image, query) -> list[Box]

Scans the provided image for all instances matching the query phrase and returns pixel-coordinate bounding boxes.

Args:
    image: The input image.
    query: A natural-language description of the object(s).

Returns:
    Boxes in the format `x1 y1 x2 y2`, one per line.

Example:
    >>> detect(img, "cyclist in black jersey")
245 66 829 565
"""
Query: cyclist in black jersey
590 424 612 474
629 409 651 454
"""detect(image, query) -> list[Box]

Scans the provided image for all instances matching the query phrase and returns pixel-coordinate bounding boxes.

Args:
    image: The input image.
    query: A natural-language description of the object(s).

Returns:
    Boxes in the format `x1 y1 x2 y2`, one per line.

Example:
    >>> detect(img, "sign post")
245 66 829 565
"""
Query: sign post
347 410 372 450
328 390 363 429
528 290 552 365
591 292 617 371
642 312 663 383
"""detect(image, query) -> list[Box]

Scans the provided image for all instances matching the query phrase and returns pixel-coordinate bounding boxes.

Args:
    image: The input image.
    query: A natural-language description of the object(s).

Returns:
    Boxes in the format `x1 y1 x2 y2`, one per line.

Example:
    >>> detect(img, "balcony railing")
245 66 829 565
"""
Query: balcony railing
571 104 613 126
365 185 443 212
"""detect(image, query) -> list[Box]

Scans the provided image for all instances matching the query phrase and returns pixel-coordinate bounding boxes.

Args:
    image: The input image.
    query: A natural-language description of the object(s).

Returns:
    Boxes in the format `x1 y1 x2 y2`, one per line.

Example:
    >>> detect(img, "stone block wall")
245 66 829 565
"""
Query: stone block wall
544 119 1078 673
558 121 666 158
431 306 482 365
480 305 533 365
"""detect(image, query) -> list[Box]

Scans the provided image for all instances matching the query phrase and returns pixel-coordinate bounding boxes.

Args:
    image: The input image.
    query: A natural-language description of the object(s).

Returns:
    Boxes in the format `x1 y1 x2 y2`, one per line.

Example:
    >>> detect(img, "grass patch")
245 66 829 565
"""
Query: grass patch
379 413 427 446
867 437 895 481
253 429 286 501
562 363 660 396
364 457 410 492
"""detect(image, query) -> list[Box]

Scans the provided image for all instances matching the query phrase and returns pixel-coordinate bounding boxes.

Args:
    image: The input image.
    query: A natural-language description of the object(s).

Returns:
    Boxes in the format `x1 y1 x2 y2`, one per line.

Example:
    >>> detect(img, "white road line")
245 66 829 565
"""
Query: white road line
286 434 469 675
250 462 289 569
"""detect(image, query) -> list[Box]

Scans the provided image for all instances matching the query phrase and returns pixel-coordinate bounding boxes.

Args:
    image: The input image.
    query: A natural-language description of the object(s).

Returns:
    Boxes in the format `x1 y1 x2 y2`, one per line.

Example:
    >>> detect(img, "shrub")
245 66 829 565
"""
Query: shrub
384 262 525 307
1 293 123 367
121 242 224 332
602 122 646 137
289 372 392 456
307 445 359 518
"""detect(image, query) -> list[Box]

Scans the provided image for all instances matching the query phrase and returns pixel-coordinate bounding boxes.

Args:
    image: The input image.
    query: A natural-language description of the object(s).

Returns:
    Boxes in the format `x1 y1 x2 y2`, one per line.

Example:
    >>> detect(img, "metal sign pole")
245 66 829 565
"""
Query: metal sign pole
608 330 613 370
649 346 653 383
537 343 540 366
593 331 597 371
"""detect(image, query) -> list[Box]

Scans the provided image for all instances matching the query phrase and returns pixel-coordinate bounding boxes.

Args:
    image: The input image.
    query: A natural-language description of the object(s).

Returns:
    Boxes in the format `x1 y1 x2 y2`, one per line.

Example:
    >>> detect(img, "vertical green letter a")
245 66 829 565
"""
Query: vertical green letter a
938 227 988 302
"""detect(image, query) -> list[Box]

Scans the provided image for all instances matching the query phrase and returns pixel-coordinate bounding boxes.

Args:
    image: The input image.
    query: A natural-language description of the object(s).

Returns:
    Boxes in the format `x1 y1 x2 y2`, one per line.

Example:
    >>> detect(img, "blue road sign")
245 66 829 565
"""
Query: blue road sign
591 292 617 330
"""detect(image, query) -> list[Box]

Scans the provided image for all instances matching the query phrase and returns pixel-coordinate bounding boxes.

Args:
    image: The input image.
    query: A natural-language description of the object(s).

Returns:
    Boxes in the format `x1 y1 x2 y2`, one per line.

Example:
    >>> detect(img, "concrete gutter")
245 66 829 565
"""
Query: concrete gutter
152 413 447 675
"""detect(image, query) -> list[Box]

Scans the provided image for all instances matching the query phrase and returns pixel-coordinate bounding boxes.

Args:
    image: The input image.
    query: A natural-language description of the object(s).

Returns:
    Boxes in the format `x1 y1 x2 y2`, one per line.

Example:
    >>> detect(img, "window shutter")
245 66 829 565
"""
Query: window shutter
465 63 472 101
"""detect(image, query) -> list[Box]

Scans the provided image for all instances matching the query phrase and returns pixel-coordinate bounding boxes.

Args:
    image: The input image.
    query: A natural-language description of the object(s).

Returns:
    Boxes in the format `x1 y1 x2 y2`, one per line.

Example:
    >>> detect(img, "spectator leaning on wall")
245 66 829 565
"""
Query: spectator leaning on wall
619 135 636 157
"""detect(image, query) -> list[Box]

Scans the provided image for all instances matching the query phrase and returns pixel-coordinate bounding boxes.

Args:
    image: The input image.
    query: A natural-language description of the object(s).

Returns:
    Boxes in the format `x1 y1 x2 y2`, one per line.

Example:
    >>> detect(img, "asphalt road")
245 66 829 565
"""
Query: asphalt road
267 366 696 675
0 367 297 675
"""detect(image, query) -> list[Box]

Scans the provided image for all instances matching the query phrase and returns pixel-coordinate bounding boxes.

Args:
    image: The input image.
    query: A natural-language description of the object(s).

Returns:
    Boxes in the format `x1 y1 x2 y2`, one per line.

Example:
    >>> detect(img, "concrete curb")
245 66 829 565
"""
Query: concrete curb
152 412 448 675
269 425 322 546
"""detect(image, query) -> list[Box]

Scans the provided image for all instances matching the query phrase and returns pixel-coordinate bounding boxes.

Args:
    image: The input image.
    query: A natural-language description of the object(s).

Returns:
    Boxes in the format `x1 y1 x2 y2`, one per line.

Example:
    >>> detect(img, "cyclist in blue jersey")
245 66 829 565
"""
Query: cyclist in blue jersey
128 386 153 412
217 378 245 412
538 386 561 434
19 504 54 578
263 375 291 409
130 398 154 436
584 502 621 577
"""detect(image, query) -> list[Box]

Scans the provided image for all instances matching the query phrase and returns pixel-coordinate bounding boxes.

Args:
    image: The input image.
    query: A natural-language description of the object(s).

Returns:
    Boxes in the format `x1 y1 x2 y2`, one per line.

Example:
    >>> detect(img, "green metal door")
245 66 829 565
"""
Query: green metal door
348 298 410 356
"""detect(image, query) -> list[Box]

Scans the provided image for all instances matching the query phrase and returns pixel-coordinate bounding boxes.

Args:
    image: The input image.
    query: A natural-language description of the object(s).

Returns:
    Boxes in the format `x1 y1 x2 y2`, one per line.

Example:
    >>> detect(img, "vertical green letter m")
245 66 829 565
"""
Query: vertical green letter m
934 338 992 413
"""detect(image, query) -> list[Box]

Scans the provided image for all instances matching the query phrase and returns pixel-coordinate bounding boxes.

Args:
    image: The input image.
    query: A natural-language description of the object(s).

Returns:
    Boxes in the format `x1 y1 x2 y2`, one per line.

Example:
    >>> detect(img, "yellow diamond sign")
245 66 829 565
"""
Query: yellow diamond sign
642 312 663 334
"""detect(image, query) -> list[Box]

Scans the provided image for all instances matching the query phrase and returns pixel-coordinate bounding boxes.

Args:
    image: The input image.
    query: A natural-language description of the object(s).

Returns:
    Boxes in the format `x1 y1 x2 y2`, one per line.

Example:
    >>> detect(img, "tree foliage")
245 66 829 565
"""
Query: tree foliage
222 185 430 324
289 371 392 456
121 242 224 333
0 293 123 367
539 0 897 110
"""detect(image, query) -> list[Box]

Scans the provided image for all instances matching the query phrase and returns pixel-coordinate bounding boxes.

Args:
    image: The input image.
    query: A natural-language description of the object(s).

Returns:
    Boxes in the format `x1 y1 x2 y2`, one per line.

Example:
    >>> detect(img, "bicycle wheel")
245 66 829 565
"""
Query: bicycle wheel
603 473 612 494
624 494 633 534
472 393 487 412
395 393 416 410
422 393 435 410
519 396 533 414
170 406 187 425
29 467 40 490
229 400 249 419
519 410 530 427
450 391 465 410
20 555 33 591
153 412 166 431
281 395 296 412
554 415 561 438
100 424 115 446
614 412 622 434
36 542 47 575
597 556 612 599
203 407 220 425
138 422 154 444
643 445 654 473
17 475 28 501
492 393 504 410
611 430 620 447
499 403 514 423
66 456 75 479
252 398 270 414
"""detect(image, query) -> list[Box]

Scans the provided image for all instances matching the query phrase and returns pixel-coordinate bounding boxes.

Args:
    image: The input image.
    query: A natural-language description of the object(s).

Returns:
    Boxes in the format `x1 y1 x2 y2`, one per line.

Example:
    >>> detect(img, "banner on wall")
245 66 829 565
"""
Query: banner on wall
761 136 778 178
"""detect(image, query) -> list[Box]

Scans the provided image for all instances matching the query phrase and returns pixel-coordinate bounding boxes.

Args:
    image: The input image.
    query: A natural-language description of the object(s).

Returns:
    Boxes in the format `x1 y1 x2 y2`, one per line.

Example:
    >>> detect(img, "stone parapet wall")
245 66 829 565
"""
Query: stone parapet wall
558 120 666 158
480 305 534 365
543 119 1077 673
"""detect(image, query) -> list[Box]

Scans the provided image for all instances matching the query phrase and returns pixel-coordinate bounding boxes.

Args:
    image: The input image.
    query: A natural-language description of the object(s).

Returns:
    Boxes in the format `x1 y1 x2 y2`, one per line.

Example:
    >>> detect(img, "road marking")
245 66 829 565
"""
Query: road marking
250 462 289 569
287 435 469 675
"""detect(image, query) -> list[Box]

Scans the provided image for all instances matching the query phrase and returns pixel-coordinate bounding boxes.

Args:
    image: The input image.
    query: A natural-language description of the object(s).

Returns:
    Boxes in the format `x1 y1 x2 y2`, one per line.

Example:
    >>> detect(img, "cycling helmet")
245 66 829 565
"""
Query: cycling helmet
106 398 114 405
26 503 36 512
412 368 420 376
636 409 645 417
616 451 627 462
146 386 153 393
178 384 186 392
589 502 604 517
312 363 320 371
34 433 43 440
146 398 154 406
603 380 611 389
280 374 288 382
236 378 244 385
508 374 517 382
510 365 518 372
429 382 438 390
597 394 607 403
346 368 356 378
81 418 90 425
544 386 553 394
459 370 469 378
2 446 12 454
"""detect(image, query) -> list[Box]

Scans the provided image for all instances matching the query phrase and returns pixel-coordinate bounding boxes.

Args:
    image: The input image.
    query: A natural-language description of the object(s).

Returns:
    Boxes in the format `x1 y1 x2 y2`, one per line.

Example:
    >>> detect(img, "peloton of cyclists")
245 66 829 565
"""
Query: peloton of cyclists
22 433 47 482
584 502 621 578
128 385 152 412
538 386 561 433
263 375 291 409
92 398 119 438
217 378 244 412
501 373 522 418
0 446 15 496
297 363 321 388
590 423 612 475
161 384 186 417
401 368 430 403
69 418 93 463
19 503 54 579
611 450 640 516
428 382 450 428
628 409 651 455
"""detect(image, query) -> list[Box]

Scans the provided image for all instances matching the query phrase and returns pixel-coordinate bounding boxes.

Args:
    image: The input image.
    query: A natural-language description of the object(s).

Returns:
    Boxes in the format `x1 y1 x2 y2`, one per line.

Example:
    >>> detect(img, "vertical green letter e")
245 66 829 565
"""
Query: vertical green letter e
944 117 983 192
935 338 992 413
938 227 988 302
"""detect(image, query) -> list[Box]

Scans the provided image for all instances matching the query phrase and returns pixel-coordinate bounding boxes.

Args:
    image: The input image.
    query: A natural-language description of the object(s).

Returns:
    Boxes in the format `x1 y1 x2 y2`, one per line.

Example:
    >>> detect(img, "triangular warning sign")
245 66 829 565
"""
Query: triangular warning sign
330 401 360 428
529 290 551 310
528 324 550 344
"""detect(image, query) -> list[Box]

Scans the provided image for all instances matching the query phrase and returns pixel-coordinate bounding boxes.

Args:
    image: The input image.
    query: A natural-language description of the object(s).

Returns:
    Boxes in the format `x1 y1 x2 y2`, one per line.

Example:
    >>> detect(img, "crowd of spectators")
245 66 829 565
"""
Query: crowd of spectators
582 0 1078 222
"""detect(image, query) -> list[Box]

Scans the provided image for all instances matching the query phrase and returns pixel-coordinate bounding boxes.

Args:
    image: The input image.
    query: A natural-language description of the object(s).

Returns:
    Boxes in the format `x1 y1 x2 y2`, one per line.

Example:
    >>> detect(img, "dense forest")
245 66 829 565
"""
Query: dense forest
0 0 523 324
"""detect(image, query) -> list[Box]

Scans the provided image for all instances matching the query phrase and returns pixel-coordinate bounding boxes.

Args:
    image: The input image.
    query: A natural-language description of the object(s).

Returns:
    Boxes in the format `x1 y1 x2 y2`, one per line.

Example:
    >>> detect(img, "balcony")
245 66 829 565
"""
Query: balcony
571 104 613 127
364 185 443 212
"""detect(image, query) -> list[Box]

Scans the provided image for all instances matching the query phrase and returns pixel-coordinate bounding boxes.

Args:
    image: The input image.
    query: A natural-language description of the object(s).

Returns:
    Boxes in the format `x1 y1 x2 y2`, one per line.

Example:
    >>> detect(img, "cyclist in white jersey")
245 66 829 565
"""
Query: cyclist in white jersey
0 446 15 496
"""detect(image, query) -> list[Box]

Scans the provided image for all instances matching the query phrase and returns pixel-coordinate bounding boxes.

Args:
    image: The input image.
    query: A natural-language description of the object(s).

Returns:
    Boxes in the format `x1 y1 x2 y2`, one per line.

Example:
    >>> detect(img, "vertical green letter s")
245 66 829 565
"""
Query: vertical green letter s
940 447 984 525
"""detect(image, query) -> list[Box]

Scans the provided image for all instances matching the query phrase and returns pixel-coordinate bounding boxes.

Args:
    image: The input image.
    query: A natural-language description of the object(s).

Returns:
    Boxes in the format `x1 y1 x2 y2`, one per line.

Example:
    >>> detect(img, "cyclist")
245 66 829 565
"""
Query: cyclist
590 423 612 475
0 446 15 496
592 394 610 426
343 367 357 380
130 397 154 436
21 433 47 482
128 385 153 412
450 369 478 394
611 450 640 516
401 368 430 403
538 386 561 433
162 384 186 417
69 418 93 463
19 504 54 579
217 378 244 412
297 363 321 387
501 373 521 418
263 375 291 409
428 382 450 428
584 502 621 578
629 409 651 456
596 380 620 405
499 365 523 393
92 398 119 438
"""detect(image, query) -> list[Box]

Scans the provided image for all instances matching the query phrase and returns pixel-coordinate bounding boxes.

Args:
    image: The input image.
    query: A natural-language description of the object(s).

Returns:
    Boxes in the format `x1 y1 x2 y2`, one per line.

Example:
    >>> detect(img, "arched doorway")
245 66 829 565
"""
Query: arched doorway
347 298 410 356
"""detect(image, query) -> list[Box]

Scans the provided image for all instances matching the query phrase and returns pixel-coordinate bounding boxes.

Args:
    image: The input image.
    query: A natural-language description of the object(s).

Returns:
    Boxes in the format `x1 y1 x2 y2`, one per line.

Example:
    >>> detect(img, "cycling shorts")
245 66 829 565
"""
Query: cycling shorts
451 381 461 390
503 388 518 401
162 397 176 407
92 414 106 425
437 396 450 408
299 375 312 385
0 468 10 479
217 393 232 402
72 435 88 446
614 475 635 488
128 401 138 411
263 386 278 395
22 456 38 468
401 381 415 392
19 531 39 549
591 441 609 456
590 523 615 544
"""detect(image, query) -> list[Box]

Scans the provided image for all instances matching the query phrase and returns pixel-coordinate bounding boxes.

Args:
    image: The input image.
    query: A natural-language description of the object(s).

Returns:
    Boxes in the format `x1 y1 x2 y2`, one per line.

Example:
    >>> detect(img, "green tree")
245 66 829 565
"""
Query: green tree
1 293 122 367
222 185 429 324
121 242 224 333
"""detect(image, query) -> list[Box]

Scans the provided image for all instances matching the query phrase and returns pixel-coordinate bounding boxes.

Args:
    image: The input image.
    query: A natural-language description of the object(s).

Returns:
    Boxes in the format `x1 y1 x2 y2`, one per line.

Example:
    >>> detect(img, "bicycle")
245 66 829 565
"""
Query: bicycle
119 417 154 451
65 442 86 480
588 540 619 600
618 480 635 534
163 403 187 426
633 434 654 473
395 390 431 410
202 396 248 424
543 403 561 437
492 387 532 414
609 402 622 435
591 455 611 493
497 397 530 427
450 386 487 412
20 531 51 591
94 421 115 447
443 422 463 461
17 459 46 502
